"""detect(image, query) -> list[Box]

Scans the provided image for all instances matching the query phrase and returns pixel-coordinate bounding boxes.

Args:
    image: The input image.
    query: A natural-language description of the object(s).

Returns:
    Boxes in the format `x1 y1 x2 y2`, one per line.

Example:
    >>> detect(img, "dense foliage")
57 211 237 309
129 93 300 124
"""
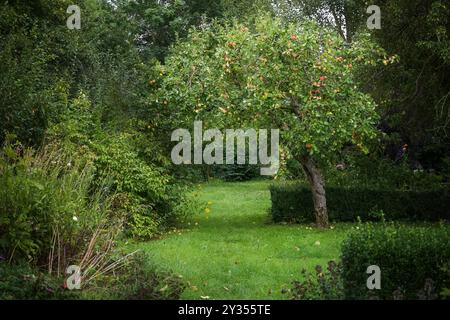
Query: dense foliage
282 0 450 172
341 223 450 299
289 223 450 300
270 183 450 223
0 138 116 264
290 261 344 300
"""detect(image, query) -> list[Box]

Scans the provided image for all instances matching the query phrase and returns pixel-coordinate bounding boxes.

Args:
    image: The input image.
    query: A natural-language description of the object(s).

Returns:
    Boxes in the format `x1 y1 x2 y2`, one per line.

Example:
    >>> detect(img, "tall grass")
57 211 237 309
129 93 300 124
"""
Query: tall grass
0 138 132 286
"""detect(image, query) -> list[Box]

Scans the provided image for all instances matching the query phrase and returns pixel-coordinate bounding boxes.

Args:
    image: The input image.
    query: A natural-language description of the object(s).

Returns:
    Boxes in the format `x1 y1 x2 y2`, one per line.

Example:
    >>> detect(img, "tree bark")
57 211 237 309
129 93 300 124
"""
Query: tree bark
300 157 329 228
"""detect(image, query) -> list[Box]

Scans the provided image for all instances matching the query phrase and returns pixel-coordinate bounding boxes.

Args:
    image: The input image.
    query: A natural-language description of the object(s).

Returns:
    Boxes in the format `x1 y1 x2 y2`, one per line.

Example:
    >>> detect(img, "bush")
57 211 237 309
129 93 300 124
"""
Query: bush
269 182 450 223
0 261 78 300
325 155 445 192
0 143 56 261
0 251 186 300
0 138 122 271
101 251 186 300
289 261 344 300
341 223 450 299
441 262 450 298
46 89 200 240
93 133 199 239
212 163 261 182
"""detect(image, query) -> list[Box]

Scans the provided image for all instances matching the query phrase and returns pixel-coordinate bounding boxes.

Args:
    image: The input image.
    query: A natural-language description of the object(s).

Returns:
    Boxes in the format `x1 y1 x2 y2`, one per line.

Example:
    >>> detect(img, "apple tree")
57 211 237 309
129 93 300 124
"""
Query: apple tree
158 16 384 227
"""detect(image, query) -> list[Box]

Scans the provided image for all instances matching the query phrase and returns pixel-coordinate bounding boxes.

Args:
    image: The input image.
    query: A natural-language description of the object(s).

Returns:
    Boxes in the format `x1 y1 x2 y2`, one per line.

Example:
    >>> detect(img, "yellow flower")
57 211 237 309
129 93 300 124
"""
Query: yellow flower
204 208 211 214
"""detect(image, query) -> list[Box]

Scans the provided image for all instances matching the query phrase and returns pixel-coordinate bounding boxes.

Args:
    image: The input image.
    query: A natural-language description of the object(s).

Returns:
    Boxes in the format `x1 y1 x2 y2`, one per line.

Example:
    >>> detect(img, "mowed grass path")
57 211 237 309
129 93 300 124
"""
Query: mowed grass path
135 180 350 299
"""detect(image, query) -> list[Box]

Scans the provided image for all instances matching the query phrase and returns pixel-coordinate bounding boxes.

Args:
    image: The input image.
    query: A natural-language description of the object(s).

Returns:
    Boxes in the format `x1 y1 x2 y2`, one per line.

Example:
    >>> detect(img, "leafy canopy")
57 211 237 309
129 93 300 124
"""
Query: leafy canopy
159 16 384 165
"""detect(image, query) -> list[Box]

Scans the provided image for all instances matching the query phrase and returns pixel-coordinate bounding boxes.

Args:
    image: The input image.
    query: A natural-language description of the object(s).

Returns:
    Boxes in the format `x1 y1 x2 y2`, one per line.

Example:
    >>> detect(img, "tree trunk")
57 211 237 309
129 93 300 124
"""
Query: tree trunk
300 157 329 228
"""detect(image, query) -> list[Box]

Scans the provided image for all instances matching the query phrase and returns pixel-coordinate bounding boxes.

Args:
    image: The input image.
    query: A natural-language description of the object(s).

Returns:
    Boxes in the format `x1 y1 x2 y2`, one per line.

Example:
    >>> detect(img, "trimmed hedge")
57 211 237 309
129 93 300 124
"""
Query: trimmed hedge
270 183 450 223
341 224 450 299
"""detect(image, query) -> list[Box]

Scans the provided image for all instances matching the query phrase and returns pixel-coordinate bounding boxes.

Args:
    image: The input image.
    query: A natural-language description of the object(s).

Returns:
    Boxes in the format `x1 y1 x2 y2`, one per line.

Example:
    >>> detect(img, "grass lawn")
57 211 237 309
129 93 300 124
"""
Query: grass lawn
128 180 352 300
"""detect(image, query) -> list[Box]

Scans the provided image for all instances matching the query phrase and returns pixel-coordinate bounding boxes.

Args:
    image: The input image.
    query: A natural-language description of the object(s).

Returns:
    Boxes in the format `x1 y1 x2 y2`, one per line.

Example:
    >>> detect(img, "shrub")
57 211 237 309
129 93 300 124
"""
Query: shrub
0 261 78 300
212 163 261 182
341 223 450 299
110 193 160 240
47 91 200 240
0 142 56 261
269 182 450 223
93 133 199 239
289 261 344 300
325 155 445 192
0 139 122 272
441 262 450 298
0 251 186 300
114 251 186 300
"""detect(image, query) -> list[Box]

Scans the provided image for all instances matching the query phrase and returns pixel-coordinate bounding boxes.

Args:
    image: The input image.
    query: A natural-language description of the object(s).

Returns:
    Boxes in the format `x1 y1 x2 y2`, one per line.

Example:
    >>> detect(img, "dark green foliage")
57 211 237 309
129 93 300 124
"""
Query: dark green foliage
0 1 68 145
0 0 153 146
270 182 313 223
341 224 450 299
213 164 261 182
101 251 186 300
116 0 272 62
0 138 118 264
0 143 52 261
93 132 199 239
325 155 446 191
287 0 450 174
0 251 186 300
270 183 450 223
0 262 77 300
289 261 344 300
441 262 450 298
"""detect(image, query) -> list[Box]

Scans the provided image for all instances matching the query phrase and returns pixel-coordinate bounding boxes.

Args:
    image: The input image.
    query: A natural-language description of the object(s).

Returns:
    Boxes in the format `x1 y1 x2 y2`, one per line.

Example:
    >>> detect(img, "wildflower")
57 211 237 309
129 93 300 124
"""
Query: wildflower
73 216 78 222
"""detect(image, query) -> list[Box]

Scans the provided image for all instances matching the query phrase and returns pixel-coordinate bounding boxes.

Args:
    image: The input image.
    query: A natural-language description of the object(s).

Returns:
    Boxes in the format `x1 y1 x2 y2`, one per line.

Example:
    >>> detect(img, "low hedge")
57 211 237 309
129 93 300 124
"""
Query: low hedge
341 224 450 299
270 183 450 223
